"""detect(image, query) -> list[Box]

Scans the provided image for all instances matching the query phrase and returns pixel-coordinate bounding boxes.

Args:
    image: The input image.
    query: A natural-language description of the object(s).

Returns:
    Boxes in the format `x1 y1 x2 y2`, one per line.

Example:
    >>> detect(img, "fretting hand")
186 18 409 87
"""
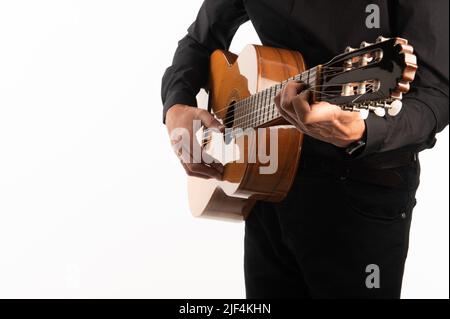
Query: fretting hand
275 81 366 148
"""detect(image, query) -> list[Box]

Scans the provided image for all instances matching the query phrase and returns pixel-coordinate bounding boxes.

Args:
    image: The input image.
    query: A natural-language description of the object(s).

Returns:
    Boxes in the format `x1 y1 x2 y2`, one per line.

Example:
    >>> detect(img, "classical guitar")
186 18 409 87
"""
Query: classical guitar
188 37 417 221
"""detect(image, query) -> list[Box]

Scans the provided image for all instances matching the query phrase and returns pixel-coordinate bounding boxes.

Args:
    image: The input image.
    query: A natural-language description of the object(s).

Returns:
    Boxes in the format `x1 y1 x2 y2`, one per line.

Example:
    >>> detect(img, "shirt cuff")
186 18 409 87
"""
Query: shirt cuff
359 113 389 157
162 90 198 123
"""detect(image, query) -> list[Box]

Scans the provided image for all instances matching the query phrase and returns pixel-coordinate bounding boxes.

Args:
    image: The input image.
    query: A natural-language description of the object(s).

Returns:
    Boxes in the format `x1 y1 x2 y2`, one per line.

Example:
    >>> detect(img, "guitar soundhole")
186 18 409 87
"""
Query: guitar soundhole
224 102 236 144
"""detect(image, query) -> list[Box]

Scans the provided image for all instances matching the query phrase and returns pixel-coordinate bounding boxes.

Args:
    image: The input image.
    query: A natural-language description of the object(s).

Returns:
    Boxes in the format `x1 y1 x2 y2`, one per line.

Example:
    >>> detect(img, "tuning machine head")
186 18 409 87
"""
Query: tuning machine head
387 100 403 116
374 107 386 117
360 41 373 48
376 36 389 43
359 108 370 120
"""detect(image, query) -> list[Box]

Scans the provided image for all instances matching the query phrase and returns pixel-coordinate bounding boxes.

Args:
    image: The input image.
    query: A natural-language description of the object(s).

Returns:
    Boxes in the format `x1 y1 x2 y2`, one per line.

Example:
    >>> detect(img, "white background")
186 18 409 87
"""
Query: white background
0 0 448 299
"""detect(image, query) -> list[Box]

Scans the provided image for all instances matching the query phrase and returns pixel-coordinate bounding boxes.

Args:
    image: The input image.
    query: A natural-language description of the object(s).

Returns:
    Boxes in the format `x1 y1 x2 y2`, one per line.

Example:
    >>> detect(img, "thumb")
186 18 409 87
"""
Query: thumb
196 109 225 132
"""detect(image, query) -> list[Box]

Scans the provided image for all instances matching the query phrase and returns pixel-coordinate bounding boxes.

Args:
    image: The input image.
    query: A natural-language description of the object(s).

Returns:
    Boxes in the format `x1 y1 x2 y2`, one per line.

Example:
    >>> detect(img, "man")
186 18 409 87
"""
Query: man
161 0 448 298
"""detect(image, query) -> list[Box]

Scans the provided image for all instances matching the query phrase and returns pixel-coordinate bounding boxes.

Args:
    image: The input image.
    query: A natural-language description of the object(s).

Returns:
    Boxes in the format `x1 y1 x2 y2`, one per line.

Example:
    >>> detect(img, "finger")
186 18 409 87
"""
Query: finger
210 161 224 174
296 101 341 124
186 163 222 180
274 93 281 108
275 93 299 126
275 86 302 126
292 90 312 120
201 149 224 173
178 141 223 178
196 109 225 132
277 104 299 127
336 108 363 123
279 81 304 112
175 143 196 165
181 162 211 179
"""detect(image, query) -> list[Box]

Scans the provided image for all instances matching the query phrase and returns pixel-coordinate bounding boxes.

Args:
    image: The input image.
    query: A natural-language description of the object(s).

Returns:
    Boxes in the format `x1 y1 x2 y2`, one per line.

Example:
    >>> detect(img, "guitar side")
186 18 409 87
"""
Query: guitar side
188 45 305 221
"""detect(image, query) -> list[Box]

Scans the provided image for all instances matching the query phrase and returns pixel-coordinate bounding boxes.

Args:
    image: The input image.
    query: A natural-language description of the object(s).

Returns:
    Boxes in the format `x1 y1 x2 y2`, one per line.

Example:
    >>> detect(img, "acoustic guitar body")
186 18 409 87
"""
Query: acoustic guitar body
188 45 305 221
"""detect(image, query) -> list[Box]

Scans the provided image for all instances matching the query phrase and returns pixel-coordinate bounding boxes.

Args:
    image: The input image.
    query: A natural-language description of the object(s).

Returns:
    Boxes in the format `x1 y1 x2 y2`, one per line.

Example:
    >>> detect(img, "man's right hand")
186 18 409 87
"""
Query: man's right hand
165 104 224 180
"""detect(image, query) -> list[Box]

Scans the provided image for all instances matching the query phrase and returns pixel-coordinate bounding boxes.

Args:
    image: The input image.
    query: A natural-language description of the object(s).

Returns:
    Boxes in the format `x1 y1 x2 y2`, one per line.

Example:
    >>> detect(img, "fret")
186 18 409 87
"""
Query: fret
234 102 239 128
262 91 267 123
239 99 244 127
239 100 244 127
246 100 250 127
271 85 275 119
238 100 243 129
267 87 272 122
255 92 261 127
239 101 244 128
255 92 260 127
253 93 260 127
258 92 262 127
272 99 275 119
260 91 264 125
262 91 266 125
261 90 265 124
245 97 250 129
242 97 246 130
262 90 266 124
261 92 265 127
259 91 263 126
265 89 270 121
250 94 255 128
234 103 244 127
251 94 255 128
243 96 249 130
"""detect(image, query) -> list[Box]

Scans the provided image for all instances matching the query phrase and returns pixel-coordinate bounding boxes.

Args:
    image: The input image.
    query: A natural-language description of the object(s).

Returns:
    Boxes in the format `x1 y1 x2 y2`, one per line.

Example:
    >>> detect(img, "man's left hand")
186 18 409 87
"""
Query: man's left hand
275 81 366 148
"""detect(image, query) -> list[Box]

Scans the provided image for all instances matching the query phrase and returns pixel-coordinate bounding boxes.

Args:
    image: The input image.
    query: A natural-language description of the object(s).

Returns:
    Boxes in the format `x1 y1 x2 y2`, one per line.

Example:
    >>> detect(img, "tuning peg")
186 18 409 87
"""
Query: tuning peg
360 41 372 48
359 109 369 120
395 38 408 45
345 46 356 53
388 100 403 116
376 36 389 43
374 107 386 117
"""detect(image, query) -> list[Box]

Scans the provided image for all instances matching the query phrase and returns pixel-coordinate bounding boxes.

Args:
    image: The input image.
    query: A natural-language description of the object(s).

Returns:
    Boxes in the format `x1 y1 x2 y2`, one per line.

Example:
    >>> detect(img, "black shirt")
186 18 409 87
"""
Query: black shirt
161 0 449 160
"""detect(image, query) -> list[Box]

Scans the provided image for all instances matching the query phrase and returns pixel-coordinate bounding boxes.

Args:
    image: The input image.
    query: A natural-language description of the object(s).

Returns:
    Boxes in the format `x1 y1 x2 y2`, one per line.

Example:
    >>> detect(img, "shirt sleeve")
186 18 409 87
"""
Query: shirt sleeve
361 0 449 157
161 0 249 122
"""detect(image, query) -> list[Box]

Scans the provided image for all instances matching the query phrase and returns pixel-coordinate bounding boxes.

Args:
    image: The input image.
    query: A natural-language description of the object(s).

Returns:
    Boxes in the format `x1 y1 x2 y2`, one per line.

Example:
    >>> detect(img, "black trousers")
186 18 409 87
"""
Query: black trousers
244 151 420 299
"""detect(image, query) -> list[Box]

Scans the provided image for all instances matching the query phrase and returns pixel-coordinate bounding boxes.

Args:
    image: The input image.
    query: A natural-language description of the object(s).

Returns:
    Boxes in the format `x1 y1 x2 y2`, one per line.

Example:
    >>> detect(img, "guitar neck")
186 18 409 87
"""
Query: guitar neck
232 66 319 130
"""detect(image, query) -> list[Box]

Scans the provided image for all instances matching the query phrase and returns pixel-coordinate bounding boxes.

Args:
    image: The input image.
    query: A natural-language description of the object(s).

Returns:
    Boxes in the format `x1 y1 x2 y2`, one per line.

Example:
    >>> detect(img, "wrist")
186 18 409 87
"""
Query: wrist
345 121 367 156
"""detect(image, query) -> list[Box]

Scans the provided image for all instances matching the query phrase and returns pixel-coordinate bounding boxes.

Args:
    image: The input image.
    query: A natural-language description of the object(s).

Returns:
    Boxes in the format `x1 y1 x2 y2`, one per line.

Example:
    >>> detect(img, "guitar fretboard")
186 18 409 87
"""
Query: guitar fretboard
232 66 318 130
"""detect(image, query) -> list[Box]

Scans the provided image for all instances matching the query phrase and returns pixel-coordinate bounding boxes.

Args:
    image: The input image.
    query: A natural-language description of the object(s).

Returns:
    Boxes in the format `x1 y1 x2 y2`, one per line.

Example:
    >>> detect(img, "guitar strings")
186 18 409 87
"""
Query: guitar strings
202 83 356 133
199 83 379 147
204 70 378 132
199 59 380 141
201 82 379 144
203 64 359 119
206 68 318 116
200 85 368 141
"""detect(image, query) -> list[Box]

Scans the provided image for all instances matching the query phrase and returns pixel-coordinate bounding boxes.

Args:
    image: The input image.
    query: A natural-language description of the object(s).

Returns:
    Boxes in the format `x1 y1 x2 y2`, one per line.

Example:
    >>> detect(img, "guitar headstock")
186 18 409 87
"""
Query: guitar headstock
314 36 417 118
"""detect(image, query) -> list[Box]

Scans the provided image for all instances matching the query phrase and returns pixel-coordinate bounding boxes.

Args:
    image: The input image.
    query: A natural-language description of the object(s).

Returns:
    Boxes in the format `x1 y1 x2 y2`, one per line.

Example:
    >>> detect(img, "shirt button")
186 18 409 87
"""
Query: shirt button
401 212 407 219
